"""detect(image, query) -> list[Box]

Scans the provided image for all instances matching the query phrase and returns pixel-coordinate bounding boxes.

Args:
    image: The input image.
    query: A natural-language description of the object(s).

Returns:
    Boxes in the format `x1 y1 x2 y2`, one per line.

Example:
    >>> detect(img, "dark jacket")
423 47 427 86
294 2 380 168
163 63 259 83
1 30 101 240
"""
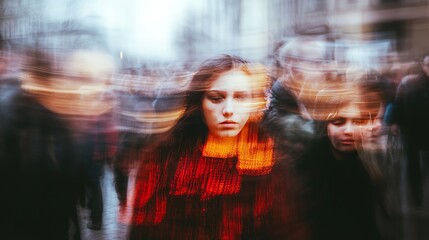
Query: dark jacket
297 138 380 240
0 85 83 240
394 73 429 149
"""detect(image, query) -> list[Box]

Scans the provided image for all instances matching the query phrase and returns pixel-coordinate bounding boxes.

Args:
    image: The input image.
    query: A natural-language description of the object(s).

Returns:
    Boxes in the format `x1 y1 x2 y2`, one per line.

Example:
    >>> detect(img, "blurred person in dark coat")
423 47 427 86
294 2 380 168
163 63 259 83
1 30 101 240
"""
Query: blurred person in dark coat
0 50 84 240
394 53 429 208
60 50 117 231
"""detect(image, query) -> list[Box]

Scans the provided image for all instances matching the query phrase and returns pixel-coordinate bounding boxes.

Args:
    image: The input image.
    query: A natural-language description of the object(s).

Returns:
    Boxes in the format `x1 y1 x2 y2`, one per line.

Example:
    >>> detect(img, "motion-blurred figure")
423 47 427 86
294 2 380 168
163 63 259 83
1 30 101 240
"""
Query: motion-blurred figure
113 69 157 206
127 55 287 239
264 66 399 240
395 53 429 208
0 49 84 240
113 67 188 207
61 50 117 231
266 81 379 240
276 36 339 120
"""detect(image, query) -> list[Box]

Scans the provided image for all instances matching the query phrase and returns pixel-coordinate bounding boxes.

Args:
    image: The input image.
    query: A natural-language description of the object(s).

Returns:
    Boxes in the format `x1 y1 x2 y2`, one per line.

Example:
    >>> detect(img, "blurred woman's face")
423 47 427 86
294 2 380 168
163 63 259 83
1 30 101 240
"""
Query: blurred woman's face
202 69 252 139
359 105 385 150
327 103 369 153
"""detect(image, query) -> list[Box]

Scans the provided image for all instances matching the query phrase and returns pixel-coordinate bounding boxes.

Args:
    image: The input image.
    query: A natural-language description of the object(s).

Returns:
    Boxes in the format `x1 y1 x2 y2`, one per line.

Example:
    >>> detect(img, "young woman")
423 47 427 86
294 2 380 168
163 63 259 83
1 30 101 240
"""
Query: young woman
264 73 386 240
127 55 285 239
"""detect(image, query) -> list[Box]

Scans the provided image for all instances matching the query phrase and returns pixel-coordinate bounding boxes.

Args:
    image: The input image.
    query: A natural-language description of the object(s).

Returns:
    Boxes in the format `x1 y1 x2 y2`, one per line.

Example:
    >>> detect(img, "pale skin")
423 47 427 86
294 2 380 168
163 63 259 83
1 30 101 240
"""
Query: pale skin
202 69 253 140
361 106 384 143
327 103 369 159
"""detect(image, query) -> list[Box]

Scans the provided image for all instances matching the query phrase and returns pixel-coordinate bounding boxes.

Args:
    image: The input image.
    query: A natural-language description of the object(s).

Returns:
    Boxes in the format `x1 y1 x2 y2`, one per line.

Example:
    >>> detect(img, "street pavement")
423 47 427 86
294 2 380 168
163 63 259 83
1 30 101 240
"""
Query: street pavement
77 165 129 240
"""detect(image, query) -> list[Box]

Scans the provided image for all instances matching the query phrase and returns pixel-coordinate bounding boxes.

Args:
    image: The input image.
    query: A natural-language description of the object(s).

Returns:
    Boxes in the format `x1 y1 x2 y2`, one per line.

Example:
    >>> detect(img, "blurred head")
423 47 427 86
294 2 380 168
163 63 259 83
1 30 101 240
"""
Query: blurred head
279 38 338 82
21 49 116 117
327 102 368 154
346 67 386 144
278 38 330 81
324 68 385 157
277 37 339 116
179 55 269 140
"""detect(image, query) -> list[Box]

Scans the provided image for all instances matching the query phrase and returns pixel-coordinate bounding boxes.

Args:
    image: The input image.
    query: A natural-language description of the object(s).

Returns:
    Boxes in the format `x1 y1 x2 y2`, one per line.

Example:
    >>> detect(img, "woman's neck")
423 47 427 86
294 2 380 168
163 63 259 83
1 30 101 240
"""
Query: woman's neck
207 134 238 143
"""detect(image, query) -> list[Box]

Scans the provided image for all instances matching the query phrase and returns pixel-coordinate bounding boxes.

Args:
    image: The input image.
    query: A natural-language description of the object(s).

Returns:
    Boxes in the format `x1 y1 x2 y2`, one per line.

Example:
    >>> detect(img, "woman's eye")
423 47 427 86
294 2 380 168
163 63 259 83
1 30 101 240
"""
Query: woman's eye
234 92 251 101
208 95 223 103
330 119 345 126
352 119 369 126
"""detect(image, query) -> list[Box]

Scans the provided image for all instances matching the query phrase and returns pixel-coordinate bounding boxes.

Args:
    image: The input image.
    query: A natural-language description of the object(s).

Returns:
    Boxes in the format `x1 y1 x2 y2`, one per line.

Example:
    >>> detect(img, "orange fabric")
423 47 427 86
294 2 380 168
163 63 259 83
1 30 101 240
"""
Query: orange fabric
202 135 238 158
237 124 274 176
202 122 274 176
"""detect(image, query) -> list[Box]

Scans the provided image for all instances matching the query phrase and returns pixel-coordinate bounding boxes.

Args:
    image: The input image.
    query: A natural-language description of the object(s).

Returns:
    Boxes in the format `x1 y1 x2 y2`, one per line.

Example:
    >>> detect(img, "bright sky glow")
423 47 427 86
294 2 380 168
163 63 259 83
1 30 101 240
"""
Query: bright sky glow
97 0 193 61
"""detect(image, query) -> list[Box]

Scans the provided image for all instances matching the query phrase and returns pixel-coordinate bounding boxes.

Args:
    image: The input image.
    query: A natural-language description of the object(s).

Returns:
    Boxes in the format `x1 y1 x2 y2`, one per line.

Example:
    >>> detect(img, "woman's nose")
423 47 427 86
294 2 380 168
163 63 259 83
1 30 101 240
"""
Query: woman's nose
222 99 234 116
344 122 353 134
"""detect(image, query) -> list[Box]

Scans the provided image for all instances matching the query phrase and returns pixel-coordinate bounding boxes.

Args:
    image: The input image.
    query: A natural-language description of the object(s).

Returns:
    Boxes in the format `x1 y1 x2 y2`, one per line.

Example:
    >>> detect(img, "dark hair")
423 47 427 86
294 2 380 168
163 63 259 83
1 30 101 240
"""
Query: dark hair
314 68 385 127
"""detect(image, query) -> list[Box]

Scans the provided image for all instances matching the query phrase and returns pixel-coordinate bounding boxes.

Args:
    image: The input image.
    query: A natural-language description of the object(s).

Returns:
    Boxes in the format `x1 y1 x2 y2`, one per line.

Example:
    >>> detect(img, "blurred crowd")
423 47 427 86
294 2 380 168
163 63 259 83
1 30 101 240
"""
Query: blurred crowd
1 34 429 240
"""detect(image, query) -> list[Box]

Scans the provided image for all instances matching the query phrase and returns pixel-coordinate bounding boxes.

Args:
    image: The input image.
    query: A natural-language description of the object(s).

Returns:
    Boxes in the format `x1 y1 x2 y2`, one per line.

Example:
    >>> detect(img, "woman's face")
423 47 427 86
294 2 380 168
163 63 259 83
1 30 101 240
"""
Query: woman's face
202 69 253 139
359 105 385 149
327 103 369 153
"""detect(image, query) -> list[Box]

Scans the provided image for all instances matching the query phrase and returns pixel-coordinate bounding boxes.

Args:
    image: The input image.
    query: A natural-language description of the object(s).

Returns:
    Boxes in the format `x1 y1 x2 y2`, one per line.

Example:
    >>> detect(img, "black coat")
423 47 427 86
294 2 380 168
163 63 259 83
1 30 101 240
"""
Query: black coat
0 85 83 240
395 73 429 149
297 138 380 240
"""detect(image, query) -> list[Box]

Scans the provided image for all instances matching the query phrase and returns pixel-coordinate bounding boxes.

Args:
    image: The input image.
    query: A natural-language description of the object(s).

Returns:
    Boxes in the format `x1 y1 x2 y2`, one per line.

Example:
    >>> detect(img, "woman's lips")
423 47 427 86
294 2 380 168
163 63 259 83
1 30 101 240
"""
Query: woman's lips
220 120 238 128
340 140 355 145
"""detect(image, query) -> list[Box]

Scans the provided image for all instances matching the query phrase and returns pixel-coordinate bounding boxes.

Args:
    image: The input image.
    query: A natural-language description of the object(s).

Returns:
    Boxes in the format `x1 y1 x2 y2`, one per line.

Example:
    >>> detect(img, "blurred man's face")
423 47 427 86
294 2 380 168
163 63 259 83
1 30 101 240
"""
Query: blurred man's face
280 40 339 119
283 40 329 82
21 50 115 117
